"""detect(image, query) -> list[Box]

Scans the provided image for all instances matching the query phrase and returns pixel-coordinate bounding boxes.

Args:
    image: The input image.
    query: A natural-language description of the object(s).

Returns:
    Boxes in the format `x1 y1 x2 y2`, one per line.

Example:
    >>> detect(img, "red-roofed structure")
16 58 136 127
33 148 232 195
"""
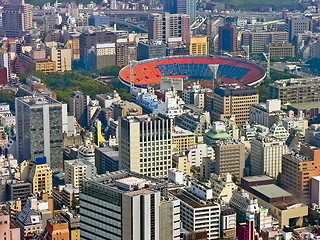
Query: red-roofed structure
119 55 266 87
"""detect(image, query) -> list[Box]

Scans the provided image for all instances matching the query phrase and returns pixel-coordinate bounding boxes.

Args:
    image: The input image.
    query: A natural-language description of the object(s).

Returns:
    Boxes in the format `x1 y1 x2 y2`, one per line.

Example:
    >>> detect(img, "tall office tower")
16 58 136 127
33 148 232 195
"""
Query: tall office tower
251 136 287 178
212 85 259 126
0 52 11 82
163 0 197 23
2 0 32 38
286 15 311 41
148 13 190 43
218 24 238 52
119 114 172 177
69 91 87 127
15 96 64 170
214 139 245 181
80 170 180 240
282 144 320 204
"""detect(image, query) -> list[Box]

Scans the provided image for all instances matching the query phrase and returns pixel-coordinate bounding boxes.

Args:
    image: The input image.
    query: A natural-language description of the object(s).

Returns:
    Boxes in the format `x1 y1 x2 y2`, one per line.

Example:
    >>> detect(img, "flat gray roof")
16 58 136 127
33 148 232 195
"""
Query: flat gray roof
242 175 274 182
251 184 292 199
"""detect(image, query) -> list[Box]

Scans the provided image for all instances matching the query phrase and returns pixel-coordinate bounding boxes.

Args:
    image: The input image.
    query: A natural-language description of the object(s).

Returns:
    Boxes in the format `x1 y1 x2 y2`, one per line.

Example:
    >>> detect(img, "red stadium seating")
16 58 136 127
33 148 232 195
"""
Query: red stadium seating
119 56 265 87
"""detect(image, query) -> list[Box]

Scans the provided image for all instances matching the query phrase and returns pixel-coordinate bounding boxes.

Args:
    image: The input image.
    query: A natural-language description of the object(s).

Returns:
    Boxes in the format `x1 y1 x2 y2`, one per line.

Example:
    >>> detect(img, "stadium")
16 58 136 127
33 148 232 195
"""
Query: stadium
119 55 266 88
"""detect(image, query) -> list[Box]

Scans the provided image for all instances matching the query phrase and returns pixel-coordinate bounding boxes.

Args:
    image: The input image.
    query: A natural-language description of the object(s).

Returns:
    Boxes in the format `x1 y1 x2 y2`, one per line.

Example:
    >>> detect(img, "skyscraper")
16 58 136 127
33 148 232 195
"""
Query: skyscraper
119 114 172 177
0 52 11 82
80 170 180 240
214 139 246 181
218 24 238 52
69 91 87 127
251 136 287 178
148 13 190 43
15 96 64 170
163 0 196 23
2 0 32 38
286 15 311 41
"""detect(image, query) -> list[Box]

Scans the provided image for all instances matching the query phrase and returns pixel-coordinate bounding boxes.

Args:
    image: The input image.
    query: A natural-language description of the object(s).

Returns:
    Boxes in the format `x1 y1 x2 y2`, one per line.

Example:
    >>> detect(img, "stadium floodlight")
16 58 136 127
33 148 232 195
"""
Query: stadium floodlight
241 45 250 60
263 52 270 79
208 64 219 89
128 46 137 93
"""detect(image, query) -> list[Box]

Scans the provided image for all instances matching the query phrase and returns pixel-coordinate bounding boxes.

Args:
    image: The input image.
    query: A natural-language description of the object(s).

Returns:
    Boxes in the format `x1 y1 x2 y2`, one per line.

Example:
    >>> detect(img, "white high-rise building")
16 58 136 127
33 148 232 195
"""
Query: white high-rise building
170 188 220 240
80 170 180 240
186 143 214 167
0 52 10 81
251 135 288 178
119 114 172 177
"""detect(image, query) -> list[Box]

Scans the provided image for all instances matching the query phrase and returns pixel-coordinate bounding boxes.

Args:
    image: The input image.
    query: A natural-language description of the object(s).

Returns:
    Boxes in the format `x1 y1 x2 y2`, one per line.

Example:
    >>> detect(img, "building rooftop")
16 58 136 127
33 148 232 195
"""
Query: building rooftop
272 78 320 87
83 170 167 195
251 184 293 199
288 101 320 110
242 175 274 183
16 95 61 106
214 84 258 97
172 126 195 137
65 158 94 167
97 147 119 159
170 189 218 209
112 100 141 108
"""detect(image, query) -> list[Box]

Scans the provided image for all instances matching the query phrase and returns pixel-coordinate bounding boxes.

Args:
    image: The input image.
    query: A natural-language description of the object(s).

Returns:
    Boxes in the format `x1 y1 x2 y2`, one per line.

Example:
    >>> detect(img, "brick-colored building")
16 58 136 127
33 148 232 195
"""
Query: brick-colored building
41 218 70 240
18 52 56 74
282 144 320 204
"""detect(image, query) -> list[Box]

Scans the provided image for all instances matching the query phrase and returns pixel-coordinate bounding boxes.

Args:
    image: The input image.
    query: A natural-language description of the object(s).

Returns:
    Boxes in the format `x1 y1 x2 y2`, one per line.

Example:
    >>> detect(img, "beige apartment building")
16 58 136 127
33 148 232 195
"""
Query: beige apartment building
251 135 288 178
270 78 320 105
212 85 259 125
265 42 295 60
214 139 246 181
20 158 52 196
172 126 196 154
119 114 172 177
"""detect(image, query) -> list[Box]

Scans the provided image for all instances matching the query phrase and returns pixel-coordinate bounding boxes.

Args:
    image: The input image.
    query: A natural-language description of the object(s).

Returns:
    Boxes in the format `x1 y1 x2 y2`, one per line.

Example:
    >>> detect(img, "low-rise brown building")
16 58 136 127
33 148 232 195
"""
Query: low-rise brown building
265 42 295 60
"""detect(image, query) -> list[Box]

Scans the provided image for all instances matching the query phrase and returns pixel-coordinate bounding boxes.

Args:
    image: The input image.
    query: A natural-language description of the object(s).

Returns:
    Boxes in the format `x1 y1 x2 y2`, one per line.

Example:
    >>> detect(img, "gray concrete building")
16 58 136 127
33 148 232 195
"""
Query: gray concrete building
137 41 167 61
15 96 64 170
80 170 180 240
